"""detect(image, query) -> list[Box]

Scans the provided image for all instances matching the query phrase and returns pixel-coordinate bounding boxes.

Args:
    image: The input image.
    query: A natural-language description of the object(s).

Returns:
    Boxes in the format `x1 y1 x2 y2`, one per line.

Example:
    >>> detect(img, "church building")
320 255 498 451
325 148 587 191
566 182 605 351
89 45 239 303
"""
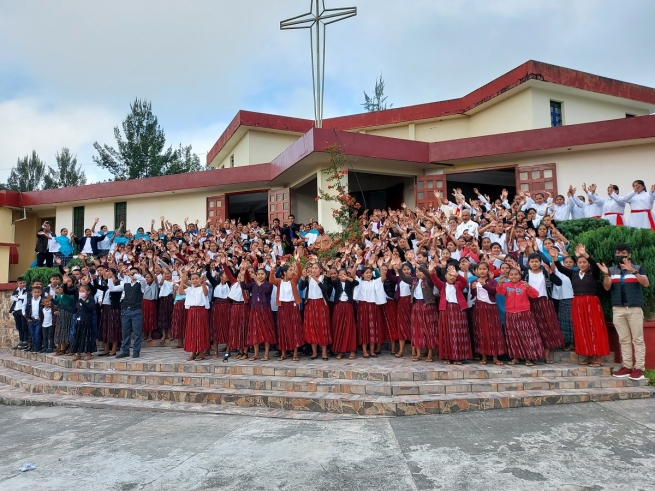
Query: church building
0 60 654 283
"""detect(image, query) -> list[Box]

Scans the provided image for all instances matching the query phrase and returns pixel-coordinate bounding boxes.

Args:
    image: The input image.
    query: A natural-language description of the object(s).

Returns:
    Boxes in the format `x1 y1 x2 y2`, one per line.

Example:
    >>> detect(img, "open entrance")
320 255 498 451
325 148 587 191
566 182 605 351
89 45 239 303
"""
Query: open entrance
227 192 268 225
445 168 516 202
348 172 414 211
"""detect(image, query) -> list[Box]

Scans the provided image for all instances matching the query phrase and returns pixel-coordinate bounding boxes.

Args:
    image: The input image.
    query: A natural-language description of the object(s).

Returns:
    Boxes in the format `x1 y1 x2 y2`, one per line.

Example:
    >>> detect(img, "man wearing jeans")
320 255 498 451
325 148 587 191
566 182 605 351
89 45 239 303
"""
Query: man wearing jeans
109 267 146 359
604 243 650 381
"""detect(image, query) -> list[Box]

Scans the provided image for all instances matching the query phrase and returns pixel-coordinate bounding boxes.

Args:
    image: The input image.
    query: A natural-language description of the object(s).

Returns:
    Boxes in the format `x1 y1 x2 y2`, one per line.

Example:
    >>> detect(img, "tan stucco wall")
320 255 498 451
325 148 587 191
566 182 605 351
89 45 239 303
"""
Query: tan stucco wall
249 131 300 164
10 212 39 281
364 125 410 140
218 132 250 169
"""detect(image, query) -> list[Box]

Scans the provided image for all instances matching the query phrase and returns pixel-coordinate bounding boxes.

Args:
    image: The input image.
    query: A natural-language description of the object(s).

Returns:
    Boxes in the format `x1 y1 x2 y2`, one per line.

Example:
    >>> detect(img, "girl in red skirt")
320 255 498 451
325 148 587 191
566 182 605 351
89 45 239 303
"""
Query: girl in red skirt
142 272 159 342
471 262 506 365
388 262 413 358
223 259 250 360
352 257 386 358
241 266 276 361
327 268 359 359
497 268 544 366
157 269 175 345
206 264 231 358
170 278 187 349
399 263 438 362
179 272 210 361
300 262 331 360
269 259 304 361
379 263 401 355
554 245 610 367
430 263 473 365
522 252 565 363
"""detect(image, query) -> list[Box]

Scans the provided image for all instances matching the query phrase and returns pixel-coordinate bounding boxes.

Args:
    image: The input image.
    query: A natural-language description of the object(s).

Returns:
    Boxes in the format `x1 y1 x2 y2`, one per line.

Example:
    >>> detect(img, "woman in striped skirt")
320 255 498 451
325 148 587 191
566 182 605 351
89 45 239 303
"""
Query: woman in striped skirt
351 257 386 359
206 265 231 358
142 272 159 342
389 263 413 358
300 262 332 360
157 269 175 345
223 259 250 360
327 268 359 360
269 260 304 361
470 262 506 365
180 272 210 361
241 265 276 361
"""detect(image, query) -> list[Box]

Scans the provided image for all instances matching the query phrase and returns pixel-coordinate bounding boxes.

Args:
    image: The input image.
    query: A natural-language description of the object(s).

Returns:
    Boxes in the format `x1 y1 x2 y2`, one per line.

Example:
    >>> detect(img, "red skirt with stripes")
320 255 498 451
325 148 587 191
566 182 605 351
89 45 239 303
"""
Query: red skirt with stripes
530 297 565 349
473 301 507 356
277 302 304 351
356 301 383 345
382 300 399 341
303 299 331 346
227 303 249 349
505 310 544 360
210 299 231 344
438 303 472 361
184 306 210 353
396 296 412 341
331 301 357 353
170 300 187 339
157 295 174 331
410 301 438 349
572 295 610 357
141 299 157 334
99 305 122 343
247 304 277 346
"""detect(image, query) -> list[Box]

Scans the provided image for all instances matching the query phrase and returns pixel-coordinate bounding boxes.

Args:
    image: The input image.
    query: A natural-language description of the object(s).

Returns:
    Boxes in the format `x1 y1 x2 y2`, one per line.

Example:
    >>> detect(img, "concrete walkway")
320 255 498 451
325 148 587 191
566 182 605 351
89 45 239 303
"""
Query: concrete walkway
1 400 654 490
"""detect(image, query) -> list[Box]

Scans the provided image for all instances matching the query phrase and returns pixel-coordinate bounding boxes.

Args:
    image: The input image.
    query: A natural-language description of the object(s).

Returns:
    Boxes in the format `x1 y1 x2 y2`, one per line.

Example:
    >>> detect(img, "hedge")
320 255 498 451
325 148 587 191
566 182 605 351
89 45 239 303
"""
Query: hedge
20 257 84 287
556 217 610 240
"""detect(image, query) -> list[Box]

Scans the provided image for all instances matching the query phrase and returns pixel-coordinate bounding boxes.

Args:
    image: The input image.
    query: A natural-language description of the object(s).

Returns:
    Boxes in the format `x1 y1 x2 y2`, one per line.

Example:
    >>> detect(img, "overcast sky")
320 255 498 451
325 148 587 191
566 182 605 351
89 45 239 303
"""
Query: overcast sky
1 0 654 183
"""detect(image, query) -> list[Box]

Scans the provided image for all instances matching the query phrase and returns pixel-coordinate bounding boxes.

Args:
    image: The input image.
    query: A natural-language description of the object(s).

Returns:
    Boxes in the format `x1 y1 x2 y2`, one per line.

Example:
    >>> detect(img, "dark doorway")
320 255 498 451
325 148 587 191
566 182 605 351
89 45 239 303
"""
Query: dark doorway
446 168 516 203
348 172 413 211
228 192 268 225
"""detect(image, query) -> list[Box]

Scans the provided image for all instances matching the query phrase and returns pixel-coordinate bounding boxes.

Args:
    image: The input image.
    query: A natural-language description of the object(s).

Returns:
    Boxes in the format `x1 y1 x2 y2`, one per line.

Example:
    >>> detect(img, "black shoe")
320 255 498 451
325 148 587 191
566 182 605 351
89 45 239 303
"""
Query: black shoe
22 345 31 351
115 352 130 359
11 344 21 350
132 353 140 358
223 352 229 363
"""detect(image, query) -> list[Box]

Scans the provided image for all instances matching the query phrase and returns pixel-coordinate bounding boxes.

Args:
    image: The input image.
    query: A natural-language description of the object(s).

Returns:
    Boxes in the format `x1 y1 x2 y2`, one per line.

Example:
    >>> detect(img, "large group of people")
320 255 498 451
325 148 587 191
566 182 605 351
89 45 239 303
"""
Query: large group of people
10 179 652 382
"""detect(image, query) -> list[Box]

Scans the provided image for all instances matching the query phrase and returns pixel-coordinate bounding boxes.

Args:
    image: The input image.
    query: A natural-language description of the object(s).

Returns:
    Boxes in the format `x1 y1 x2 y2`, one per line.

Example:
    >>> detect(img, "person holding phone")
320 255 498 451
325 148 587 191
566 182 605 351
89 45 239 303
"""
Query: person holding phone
36 221 54 267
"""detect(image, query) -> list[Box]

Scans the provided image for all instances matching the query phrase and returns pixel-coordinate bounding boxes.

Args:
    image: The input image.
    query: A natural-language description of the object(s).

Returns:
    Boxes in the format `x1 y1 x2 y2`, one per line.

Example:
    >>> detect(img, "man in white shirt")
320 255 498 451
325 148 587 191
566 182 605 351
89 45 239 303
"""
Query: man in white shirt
110 267 147 358
455 210 479 239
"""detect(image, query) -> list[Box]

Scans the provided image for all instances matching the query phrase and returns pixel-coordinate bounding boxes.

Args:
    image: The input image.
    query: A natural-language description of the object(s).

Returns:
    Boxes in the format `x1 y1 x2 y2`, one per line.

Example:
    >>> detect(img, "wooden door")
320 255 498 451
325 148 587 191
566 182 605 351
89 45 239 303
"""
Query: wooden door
415 175 447 211
207 195 227 225
268 188 290 227
515 164 558 196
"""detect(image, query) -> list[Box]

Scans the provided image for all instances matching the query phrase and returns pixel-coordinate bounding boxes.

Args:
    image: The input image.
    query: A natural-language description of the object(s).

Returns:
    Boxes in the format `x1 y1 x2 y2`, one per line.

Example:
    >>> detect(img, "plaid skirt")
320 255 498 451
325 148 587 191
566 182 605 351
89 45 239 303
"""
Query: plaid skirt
438 303 472 361
396 296 412 341
557 298 574 344
99 305 122 343
247 304 277 346
410 301 438 350
210 299 231 344
356 301 382 345
184 306 210 353
331 301 357 353
530 297 565 349
142 299 157 334
572 295 610 357
277 302 304 351
304 299 332 346
473 301 507 356
54 309 73 345
157 295 174 331
227 303 249 349
505 310 544 361
170 301 187 339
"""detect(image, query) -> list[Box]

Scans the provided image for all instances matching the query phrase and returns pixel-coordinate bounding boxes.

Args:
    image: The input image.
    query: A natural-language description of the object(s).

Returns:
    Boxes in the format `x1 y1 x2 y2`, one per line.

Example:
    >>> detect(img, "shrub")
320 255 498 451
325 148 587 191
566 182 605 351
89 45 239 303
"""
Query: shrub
22 267 61 287
556 218 610 241
570 226 655 319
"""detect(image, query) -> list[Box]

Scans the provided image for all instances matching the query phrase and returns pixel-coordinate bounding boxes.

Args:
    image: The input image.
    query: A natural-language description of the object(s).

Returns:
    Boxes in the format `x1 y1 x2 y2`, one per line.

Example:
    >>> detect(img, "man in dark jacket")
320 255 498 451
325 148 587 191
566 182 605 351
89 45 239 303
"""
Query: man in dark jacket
35 221 54 267
73 219 106 256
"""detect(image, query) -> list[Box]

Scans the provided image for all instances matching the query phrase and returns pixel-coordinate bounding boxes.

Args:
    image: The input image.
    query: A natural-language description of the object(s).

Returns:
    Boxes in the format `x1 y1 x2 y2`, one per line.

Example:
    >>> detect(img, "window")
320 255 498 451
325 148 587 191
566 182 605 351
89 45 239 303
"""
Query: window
230 154 235 167
114 202 127 230
550 101 563 127
626 113 636 118
73 206 85 252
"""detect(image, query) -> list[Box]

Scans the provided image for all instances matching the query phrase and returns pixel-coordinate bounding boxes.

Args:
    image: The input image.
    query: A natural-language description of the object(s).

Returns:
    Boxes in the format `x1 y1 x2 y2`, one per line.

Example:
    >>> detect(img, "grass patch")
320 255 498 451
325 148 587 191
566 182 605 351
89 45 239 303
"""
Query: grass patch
645 370 655 386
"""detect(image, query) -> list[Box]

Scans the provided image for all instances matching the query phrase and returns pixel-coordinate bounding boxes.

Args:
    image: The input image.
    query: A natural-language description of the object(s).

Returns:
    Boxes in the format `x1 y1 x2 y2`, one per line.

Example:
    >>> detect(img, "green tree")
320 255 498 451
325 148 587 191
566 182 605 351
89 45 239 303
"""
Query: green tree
167 144 202 175
362 75 393 112
43 147 87 189
93 98 201 180
6 151 46 191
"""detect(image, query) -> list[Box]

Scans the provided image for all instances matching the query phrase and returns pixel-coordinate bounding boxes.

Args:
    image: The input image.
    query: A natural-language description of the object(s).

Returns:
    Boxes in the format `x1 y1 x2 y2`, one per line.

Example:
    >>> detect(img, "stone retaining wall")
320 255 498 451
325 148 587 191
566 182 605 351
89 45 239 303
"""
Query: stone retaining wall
0 291 17 348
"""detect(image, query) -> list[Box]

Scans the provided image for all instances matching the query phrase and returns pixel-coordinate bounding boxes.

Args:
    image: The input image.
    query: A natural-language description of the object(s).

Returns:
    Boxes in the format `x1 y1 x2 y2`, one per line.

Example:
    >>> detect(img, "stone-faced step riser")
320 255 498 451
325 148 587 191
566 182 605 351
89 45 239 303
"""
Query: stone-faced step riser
0 371 652 416
9 350 613 380
1 359 643 397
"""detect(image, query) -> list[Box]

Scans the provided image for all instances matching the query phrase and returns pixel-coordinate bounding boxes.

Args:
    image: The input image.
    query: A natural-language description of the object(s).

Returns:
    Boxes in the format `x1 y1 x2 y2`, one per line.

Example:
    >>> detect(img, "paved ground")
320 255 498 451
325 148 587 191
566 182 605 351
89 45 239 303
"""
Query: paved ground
1 400 654 491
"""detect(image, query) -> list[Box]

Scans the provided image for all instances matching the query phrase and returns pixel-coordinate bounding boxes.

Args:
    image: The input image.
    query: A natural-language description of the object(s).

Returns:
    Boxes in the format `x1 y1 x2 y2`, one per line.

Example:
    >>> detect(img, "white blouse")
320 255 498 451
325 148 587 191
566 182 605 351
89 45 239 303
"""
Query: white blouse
339 282 348 302
279 281 294 302
474 281 495 304
528 271 548 298
307 277 324 300
184 286 209 309
413 279 424 300
159 280 174 298
445 283 458 303
213 283 230 299
399 281 411 297
353 278 387 305
228 282 244 302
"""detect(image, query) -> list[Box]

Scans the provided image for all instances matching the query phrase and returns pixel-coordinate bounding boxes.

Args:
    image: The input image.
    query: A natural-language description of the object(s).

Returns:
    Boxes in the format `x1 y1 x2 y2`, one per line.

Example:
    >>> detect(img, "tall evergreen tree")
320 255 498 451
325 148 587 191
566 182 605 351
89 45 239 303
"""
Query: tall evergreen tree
93 98 200 180
362 75 393 112
6 151 46 191
43 147 87 189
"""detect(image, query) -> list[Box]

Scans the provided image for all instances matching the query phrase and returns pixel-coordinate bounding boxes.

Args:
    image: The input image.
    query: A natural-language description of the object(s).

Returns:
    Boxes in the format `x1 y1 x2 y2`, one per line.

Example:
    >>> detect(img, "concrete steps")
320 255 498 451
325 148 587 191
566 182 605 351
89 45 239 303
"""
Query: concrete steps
1 349 651 417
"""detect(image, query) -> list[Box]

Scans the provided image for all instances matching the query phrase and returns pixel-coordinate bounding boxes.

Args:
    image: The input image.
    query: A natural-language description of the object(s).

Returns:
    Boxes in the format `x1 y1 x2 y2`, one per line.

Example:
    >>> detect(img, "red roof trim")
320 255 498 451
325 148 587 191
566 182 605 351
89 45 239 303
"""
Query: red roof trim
429 114 655 163
206 110 314 166
0 282 18 291
323 60 655 130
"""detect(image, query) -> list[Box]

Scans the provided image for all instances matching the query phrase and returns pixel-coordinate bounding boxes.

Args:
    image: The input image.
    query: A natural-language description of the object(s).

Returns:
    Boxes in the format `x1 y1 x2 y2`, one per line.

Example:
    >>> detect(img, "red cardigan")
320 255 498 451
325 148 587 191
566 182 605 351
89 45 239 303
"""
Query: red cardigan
496 280 539 313
430 273 469 311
